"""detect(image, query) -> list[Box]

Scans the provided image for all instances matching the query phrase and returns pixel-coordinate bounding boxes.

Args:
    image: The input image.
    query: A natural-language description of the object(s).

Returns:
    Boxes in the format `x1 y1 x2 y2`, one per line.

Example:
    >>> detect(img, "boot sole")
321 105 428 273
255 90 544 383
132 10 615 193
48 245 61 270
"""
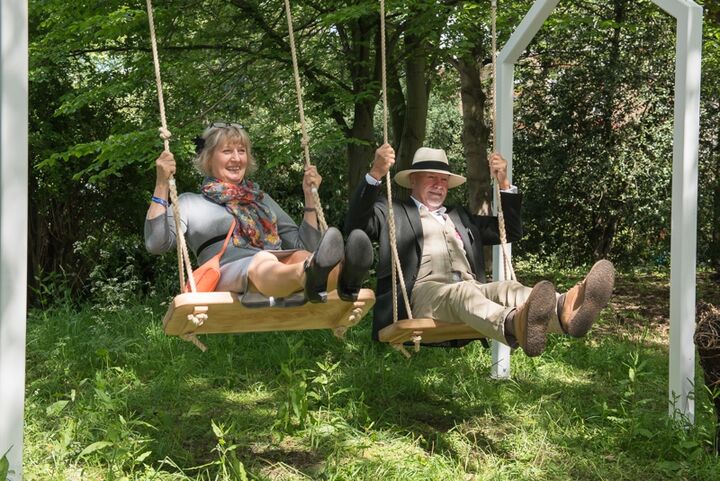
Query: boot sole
523 280 555 357
305 227 344 303
567 260 615 337
241 290 307 309
338 230 374 301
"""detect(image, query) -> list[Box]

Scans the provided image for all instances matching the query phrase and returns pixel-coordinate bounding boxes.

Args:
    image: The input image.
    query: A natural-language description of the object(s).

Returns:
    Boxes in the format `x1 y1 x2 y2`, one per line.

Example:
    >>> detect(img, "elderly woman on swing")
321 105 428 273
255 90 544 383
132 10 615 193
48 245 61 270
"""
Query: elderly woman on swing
145 123 372 306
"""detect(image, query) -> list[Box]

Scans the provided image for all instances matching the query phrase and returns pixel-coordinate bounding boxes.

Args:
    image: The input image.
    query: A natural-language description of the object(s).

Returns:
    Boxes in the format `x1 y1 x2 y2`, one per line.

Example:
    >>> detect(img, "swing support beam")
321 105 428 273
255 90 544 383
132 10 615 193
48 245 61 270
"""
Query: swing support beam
493 0 703 424
0 0 29 479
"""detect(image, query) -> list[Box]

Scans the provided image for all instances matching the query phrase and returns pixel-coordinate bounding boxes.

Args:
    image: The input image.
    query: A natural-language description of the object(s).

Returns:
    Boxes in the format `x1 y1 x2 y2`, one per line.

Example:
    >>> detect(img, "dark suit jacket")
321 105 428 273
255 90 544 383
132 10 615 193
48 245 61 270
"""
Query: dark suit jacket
345 179 523 341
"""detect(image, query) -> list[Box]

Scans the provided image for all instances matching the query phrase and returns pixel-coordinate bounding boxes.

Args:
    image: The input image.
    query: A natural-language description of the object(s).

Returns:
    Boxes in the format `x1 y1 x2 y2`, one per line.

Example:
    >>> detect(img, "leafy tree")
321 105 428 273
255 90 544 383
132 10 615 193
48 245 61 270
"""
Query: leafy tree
28 0 455 299
512 0 678 264
28 0 720 303
698 1 720 275
443 0 535 214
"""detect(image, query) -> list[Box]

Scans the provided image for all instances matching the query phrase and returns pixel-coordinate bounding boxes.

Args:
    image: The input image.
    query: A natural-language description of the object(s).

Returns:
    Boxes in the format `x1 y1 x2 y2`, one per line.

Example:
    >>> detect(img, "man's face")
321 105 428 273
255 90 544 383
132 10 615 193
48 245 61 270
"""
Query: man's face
410 171 449 211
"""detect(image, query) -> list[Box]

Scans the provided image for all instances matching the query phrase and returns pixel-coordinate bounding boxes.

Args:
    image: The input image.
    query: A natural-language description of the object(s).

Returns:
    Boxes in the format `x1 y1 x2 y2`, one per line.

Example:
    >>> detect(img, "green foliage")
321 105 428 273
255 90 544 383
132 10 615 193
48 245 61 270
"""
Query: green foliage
0 448 10 481
308 359 356 411
697 3 720 273
31 267 76 309
275 342 312 433
193 421 250 481
27 0 720 303
28 0 391 303
513 0 679 264
600 347 655 443
22 0 720 478
72 230 174 308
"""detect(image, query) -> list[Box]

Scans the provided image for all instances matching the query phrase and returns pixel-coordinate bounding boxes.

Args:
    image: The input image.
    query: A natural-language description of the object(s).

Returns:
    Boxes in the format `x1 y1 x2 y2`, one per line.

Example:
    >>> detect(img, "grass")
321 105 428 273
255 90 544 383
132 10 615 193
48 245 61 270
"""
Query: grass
23 266 720 480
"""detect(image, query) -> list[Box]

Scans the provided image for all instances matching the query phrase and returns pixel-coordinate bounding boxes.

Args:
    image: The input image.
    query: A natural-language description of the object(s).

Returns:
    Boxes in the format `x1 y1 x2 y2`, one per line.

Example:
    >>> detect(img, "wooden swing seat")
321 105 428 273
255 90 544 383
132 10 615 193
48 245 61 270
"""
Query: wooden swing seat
163 288 375 336
378 318 485 345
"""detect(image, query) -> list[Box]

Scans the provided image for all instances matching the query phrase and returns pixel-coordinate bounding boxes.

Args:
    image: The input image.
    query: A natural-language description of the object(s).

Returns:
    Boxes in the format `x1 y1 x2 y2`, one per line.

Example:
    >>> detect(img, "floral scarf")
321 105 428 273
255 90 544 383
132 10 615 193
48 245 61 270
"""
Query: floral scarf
201 177 282 250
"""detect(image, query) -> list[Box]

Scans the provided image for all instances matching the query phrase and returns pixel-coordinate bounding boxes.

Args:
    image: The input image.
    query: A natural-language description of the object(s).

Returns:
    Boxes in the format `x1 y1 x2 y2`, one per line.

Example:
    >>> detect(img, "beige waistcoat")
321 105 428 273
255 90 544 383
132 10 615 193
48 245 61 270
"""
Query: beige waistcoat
414 208 475 285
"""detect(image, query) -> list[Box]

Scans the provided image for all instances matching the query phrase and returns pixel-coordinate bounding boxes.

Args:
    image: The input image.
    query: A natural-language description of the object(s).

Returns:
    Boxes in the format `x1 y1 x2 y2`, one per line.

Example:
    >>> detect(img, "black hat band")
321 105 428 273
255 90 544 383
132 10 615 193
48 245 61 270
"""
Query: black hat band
408 160 452 172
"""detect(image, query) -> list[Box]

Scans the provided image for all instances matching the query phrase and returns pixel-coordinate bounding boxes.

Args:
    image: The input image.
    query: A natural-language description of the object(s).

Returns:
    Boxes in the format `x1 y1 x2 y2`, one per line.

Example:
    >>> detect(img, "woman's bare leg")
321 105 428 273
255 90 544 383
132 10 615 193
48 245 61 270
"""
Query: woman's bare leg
248 250 342 298
247 251 305 298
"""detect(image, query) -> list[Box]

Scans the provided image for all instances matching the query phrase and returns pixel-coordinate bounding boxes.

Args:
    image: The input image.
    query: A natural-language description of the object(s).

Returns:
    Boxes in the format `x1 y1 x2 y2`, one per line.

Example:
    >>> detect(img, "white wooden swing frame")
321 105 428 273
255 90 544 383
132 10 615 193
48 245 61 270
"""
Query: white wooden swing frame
0 0 703 478
490 0 703 425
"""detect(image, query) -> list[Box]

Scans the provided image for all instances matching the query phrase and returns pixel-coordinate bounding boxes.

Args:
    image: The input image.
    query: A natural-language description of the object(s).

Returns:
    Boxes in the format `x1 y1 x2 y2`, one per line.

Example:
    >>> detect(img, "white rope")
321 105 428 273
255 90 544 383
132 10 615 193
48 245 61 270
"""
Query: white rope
489 0 516 282
180 333 208 352
283 0 328 233
393 343 412 359
145 0 197 293
380 0 413 324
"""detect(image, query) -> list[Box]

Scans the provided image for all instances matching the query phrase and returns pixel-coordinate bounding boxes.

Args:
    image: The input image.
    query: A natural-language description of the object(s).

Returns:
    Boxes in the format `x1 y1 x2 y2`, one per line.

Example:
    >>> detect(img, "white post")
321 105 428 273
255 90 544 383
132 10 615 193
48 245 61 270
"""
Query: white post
491 245 511 379
0 0 29 479
653 0 703 423
492 0 560 380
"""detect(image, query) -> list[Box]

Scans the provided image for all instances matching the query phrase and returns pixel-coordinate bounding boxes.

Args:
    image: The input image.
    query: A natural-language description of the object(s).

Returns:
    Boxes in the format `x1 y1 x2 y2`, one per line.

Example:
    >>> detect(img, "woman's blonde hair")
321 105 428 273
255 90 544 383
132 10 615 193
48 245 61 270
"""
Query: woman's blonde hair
193 124 257 177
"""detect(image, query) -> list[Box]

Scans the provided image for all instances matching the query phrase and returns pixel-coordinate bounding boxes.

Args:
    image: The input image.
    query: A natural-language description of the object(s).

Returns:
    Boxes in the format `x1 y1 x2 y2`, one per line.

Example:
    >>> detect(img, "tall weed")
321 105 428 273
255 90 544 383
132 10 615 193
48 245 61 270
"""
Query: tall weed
0 448 11 481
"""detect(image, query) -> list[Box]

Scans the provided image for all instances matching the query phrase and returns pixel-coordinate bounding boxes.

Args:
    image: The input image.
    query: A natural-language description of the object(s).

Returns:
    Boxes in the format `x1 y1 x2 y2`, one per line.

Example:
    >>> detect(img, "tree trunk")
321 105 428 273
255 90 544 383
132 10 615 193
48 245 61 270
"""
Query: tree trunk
457 56 492 215
347 101 376 193
342 14 379 194
593 214 618 259
397 30 429 174
711 143 720 276
387 53 405 149
382 29 431 201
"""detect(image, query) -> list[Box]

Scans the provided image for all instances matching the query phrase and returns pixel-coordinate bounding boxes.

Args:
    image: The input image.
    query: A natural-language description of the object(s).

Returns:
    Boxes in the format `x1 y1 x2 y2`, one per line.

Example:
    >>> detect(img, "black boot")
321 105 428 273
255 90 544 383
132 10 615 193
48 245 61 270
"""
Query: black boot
304 227 344 303
338 229 374 302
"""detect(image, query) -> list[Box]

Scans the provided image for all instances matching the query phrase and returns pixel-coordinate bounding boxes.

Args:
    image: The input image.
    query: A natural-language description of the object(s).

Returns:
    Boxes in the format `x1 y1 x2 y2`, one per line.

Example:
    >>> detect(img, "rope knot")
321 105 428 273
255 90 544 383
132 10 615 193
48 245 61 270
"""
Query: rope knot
158 126 172 141
188 313 207 327
411 333 422 352
188 306 209 327
348 307 364 324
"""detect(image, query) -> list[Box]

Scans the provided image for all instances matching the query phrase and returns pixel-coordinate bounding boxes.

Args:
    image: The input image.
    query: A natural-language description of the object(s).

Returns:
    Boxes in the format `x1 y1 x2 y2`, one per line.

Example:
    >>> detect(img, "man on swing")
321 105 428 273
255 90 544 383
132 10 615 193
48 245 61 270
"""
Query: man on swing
345 144 615 356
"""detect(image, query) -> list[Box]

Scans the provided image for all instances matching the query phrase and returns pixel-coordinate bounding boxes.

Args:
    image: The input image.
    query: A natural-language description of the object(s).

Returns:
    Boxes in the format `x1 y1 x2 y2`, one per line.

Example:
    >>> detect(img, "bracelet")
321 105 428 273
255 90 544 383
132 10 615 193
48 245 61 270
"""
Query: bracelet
303 207 317 213
151 196 169 207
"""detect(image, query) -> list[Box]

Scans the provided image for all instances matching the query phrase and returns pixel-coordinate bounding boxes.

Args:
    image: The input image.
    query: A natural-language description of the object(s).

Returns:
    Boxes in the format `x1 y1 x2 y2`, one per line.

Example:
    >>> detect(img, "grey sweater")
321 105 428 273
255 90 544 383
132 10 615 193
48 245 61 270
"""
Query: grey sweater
144 192 321 266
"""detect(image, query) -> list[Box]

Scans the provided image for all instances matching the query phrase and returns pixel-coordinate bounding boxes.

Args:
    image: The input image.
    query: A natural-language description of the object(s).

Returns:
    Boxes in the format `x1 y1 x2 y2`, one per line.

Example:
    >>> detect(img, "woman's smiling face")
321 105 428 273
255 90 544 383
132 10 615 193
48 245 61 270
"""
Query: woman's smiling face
210 142 249 183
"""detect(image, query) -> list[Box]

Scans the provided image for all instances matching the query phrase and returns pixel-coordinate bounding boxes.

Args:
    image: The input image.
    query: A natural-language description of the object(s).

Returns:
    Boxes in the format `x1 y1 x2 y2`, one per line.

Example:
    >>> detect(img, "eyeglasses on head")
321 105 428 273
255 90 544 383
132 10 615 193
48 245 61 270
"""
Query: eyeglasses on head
209 122 245 130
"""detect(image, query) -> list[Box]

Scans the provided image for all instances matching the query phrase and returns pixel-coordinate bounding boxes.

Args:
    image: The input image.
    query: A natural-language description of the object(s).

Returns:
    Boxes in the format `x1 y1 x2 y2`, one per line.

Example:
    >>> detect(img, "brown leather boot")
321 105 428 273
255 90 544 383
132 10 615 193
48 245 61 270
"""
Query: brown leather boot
558 260 615 337
508 280 555 357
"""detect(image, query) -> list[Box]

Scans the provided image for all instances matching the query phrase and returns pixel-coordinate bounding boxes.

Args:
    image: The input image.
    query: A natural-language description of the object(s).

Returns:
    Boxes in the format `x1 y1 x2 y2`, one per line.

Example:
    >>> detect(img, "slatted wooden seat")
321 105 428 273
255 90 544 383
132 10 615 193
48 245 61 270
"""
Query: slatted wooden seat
378 318 485 345
163 288 375 337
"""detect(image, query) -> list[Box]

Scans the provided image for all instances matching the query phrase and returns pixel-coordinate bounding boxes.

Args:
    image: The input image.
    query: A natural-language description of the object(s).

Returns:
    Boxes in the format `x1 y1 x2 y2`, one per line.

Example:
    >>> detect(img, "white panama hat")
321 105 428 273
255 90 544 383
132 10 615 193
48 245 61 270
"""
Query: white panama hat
393 147 466 189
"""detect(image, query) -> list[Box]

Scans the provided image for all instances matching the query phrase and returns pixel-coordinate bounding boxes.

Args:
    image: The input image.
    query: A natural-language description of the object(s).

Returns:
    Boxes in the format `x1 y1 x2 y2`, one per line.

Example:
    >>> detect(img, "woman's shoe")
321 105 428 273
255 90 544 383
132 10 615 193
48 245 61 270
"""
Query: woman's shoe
338 229 373 301
304 227 344 303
